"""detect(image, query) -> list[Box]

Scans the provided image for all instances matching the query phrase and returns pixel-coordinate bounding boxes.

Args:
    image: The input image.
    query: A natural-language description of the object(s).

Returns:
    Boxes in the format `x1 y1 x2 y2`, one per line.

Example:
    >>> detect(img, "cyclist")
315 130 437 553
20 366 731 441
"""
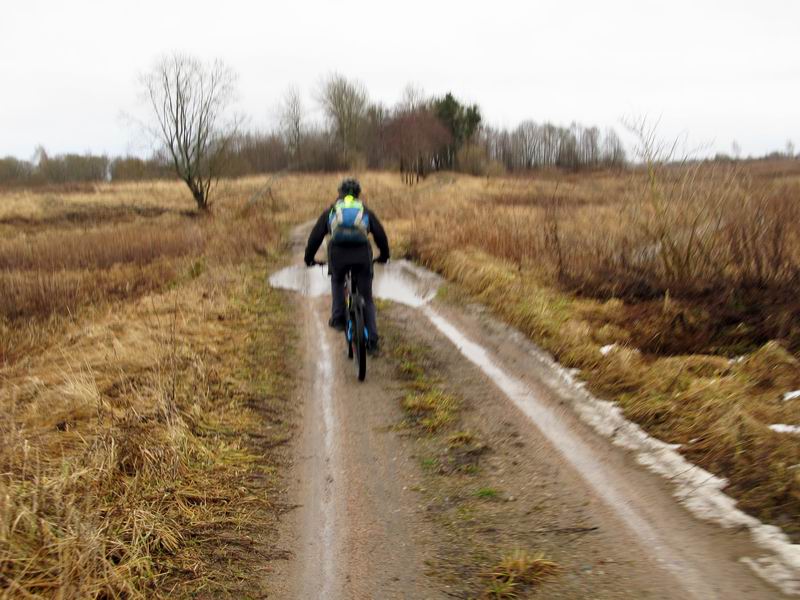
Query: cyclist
304 178 390 354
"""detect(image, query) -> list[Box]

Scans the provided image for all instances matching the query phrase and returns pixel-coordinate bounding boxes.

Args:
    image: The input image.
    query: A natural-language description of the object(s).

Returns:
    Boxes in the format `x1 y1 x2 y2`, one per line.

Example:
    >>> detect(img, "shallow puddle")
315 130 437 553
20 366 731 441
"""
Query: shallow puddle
269 260 442 307
269 263 331 298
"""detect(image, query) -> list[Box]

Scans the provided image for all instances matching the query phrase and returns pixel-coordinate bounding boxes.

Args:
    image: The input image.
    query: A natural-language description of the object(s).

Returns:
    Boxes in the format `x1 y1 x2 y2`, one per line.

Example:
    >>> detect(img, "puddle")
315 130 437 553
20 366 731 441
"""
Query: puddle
269 263 330 298
269 260 442 307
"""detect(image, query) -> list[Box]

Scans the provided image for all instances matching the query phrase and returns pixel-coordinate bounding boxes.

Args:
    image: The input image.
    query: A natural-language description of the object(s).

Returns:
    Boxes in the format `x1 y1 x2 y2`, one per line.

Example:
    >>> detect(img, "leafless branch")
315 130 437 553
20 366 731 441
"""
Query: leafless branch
141 53 238 210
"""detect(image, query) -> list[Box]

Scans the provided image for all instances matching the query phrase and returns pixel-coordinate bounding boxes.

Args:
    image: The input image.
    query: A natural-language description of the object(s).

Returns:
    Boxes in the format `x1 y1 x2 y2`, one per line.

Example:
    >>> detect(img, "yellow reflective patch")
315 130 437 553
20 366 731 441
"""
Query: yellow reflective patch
339 196 363 210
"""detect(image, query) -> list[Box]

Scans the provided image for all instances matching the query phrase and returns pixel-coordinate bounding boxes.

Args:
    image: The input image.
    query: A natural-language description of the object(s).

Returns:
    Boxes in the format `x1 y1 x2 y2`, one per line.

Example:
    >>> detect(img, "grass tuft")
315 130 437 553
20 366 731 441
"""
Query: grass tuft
402 389 458 432
446 430 476 448
483 549 560 598
475 487 499 499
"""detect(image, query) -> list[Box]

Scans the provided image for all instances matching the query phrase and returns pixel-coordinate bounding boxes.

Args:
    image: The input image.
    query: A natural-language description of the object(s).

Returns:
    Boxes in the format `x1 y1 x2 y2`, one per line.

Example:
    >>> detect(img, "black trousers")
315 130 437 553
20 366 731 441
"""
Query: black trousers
330 260 378 339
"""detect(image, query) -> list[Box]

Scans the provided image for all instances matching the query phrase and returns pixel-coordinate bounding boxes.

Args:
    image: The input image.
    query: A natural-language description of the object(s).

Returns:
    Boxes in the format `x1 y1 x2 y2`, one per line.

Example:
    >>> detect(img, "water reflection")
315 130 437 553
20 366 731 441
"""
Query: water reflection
269 263 330 298
268 260 442 307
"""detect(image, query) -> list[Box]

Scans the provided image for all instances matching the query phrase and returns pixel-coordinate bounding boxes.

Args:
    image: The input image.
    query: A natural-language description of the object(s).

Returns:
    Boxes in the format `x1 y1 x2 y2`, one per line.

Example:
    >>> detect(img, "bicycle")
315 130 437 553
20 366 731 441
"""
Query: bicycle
310 261 369 382
344 269 368 382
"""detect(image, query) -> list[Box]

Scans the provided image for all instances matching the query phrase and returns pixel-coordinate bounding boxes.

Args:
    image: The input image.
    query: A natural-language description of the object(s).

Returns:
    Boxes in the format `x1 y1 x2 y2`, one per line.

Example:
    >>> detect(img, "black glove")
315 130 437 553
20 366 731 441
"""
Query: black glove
375 255 389 264
304 257 314 267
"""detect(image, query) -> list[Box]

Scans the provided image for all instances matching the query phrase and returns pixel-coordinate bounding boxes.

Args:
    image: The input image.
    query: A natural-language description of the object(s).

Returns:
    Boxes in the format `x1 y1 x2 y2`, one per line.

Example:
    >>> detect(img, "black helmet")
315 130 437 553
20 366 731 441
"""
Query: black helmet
338 178 361 198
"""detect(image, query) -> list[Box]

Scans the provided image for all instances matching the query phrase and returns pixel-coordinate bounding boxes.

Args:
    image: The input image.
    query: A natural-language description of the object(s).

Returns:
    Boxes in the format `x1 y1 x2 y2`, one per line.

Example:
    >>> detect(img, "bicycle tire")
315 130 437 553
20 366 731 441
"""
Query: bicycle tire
354 298 367 381
346 314 354 359
345 275 354 360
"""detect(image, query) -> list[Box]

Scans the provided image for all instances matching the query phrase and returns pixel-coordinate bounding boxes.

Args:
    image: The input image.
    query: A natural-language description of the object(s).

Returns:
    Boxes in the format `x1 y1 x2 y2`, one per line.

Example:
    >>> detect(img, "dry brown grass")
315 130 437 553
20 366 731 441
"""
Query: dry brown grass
386 162 800 538
0 222 204 271
0 177 294 362
0 177 297 598
1 273 295 598
483 550 560 599
405 163 800 304
402 389 458 432
0 260 179 323
2 165 799 595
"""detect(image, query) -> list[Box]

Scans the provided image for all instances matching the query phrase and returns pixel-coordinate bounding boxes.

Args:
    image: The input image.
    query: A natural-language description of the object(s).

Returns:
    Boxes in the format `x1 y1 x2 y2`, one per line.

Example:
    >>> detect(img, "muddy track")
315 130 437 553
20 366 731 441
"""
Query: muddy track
268 228 441 599
267 224 791 599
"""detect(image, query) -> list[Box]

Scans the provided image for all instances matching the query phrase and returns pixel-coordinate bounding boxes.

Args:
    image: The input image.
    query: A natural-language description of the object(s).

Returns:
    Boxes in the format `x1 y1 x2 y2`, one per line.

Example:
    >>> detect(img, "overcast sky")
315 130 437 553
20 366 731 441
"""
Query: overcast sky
1 0 797 160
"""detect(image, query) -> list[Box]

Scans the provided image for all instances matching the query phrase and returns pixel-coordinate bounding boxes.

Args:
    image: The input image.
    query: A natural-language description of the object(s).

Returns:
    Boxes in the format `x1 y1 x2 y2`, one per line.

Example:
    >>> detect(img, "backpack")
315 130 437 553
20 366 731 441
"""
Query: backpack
328 195 370 246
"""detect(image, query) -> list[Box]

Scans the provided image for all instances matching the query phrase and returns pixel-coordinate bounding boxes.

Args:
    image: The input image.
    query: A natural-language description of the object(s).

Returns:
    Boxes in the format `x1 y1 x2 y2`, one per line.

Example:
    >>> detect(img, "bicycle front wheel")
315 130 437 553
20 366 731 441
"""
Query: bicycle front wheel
346 317 354 360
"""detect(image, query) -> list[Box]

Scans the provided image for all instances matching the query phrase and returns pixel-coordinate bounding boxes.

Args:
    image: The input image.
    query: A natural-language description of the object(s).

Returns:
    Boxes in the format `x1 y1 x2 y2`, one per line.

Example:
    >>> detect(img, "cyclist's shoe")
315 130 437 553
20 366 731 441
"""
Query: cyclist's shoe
366 336 380 356
328 317 346 332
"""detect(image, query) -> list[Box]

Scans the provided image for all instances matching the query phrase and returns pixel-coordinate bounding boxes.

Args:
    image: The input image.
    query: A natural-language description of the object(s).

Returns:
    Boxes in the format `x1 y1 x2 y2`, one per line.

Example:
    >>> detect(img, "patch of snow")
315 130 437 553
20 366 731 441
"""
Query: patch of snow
783 390 800 402
521 336 800 595
599 344 617 356
423 308 709 593
769 424 800 435
403 258 800 595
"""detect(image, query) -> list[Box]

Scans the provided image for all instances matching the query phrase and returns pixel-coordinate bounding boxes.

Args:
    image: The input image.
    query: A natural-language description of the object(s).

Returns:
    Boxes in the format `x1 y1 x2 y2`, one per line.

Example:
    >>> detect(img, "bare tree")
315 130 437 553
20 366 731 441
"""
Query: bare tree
142 53 238 210
601 128 626 167
399 83 427 112
515 121 539 169
483 119 625 172
280 86 304 166
385 108 451 184
363 101 389 169
318 73 368 166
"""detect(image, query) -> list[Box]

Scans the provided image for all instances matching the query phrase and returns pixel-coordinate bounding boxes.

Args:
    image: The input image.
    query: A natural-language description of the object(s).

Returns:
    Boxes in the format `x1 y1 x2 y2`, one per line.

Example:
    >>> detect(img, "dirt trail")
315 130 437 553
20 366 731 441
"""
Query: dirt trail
268 224 790 599
412 301 789 599
279 294 440 599
268 229 442 600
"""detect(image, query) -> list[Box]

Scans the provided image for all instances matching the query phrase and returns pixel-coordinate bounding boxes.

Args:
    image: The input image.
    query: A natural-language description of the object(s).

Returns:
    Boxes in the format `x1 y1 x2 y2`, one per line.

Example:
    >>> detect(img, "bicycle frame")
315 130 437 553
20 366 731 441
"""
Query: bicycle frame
309 260 368 381
345 271 368 381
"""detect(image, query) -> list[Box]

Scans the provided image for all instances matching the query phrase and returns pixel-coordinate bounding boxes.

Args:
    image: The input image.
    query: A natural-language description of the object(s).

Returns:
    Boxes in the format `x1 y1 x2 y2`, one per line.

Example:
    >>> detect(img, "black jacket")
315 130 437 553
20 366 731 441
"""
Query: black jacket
304 202 390 267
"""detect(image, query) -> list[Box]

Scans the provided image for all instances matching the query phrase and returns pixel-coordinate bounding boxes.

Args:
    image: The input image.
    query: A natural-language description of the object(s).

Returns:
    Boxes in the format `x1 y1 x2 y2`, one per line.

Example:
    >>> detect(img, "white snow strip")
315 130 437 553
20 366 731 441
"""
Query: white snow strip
417 299 800 595
600 343 617 355
423 307 717 599
783 391 800 402
523 335 800 595
770 424 800 435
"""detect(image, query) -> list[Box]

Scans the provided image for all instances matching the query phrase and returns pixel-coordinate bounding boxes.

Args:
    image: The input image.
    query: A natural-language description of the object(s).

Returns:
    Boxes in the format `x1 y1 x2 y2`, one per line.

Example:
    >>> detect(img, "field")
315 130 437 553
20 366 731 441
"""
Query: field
384 162 800 536
1 162 799 596
0 177 318 597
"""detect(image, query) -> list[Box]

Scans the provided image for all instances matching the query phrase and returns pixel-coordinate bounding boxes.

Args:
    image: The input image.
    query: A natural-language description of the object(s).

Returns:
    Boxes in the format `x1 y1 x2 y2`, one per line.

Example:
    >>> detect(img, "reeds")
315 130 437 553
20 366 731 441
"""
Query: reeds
0 178 290 597
407 163 800 302
399 162 800 538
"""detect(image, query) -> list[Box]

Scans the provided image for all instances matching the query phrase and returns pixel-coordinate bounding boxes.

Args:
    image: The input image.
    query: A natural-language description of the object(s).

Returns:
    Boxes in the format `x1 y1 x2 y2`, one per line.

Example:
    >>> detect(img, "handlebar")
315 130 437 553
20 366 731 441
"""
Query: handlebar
307 258 388 267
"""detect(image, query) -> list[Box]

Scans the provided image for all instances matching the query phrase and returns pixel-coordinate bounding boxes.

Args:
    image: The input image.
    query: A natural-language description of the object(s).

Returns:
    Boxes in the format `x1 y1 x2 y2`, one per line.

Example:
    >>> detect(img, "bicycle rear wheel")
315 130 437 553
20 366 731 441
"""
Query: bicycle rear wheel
353 299 367 381
345 275 354 360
